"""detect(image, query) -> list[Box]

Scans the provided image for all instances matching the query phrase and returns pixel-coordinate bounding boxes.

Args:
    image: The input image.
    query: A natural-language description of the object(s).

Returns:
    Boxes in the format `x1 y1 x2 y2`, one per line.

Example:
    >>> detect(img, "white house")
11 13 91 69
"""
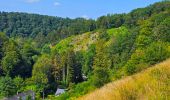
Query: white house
55 88 65 96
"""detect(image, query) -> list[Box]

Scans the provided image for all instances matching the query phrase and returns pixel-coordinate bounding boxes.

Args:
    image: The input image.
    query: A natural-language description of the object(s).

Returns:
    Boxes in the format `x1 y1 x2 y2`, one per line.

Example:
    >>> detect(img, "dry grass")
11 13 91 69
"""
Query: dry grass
79 59 170 100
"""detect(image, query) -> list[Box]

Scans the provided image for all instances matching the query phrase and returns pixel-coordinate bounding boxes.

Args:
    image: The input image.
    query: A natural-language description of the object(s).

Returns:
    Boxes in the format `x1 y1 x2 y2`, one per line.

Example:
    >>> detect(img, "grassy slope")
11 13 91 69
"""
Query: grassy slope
52 32 100 54
52 27 126 54
79 59 170 100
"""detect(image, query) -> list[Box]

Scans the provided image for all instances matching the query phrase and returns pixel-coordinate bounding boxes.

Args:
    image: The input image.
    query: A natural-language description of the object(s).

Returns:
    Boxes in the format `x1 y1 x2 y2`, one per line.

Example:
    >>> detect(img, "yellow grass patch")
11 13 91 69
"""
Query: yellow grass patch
79 59 170 100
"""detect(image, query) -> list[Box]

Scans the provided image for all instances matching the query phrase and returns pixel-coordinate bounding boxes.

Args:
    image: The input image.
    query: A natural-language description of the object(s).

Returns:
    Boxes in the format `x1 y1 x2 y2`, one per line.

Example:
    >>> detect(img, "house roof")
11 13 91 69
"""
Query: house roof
4 90 35 100
55 88 65 95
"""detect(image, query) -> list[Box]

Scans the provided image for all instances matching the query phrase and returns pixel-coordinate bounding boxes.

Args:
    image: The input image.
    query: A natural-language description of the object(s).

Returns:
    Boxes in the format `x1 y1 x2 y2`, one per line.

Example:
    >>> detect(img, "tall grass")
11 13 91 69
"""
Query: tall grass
79 59 170 100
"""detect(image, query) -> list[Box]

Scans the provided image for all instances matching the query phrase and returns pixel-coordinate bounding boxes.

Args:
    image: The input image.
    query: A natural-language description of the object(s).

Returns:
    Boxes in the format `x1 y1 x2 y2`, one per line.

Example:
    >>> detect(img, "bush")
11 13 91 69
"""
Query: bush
92 68 111 88
124 49 147 75
0 76 16 97
124 42 170 75
145 42 170 65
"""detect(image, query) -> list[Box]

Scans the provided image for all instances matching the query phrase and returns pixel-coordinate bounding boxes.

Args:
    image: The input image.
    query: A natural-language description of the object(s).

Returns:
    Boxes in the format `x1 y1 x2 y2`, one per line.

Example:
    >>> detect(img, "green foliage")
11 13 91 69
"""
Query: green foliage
0 12 96 38
125 42 170 75
136 35 152 48
41 44 51 54
63 50 83 85
108 27 132 54
1 51 20 76
26 95 32 100
70 81 95 96
0 38 38 78
0 76 16 97
124 49 148 75
92 40 111 87
83 44 96 75
55 92 70 100
55 80 95 100
108 26 135 71
0 32 8 61
145 42 170 64
92 68 110 87
54 36 74 54
32 54 53 92
0 1 170 99
20 42 39 78
13 76 24 94
98 29 109 41
49 2 170 97
153 17 170 42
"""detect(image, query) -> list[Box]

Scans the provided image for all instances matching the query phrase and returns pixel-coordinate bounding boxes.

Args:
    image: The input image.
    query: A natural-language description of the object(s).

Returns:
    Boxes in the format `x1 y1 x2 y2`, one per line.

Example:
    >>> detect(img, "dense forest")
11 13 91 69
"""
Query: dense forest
0 1 170 100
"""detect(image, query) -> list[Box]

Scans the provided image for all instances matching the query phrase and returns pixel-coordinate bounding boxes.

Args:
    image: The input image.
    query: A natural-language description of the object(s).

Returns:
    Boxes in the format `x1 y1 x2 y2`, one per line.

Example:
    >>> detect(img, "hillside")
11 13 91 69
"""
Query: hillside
79 59 170 100
52 27 130 53
0 1 170 100
0 12 95 37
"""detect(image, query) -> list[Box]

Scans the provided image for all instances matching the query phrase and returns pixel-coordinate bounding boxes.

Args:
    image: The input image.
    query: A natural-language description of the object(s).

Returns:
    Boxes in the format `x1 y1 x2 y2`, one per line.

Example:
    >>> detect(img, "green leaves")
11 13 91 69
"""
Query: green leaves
32 54 52 92
153 17 170 42
145 42 170 64
125 42 170 75
0 76 16 97
92 68 110 88
92 40 111 87
13 76 24 93
54 36 74 54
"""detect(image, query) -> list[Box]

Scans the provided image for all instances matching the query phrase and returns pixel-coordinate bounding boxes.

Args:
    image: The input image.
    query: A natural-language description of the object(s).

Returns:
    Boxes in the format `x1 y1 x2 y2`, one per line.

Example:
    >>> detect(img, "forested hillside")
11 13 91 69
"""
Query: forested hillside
0 12 97 47
0 12 97 36
0 1 170 100
0 1 169 45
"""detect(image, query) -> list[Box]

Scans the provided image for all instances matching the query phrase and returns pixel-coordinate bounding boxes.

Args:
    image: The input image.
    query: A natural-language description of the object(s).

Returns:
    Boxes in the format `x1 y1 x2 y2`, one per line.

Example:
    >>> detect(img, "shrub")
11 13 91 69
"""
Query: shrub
92 68 111 88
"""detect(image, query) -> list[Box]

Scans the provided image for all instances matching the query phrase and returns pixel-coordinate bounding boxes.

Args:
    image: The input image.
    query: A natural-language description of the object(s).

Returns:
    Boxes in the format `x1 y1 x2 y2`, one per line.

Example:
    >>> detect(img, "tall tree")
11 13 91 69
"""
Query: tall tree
92 40 111 87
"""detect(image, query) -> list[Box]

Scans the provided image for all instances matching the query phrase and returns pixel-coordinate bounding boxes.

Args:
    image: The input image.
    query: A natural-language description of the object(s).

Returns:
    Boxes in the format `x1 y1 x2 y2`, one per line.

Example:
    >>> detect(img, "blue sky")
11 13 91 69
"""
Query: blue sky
0 0 161 19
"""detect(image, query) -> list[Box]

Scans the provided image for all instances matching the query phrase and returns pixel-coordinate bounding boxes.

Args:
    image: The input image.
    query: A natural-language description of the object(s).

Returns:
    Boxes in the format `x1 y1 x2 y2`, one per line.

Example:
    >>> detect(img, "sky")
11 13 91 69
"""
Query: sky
0 0 162 19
